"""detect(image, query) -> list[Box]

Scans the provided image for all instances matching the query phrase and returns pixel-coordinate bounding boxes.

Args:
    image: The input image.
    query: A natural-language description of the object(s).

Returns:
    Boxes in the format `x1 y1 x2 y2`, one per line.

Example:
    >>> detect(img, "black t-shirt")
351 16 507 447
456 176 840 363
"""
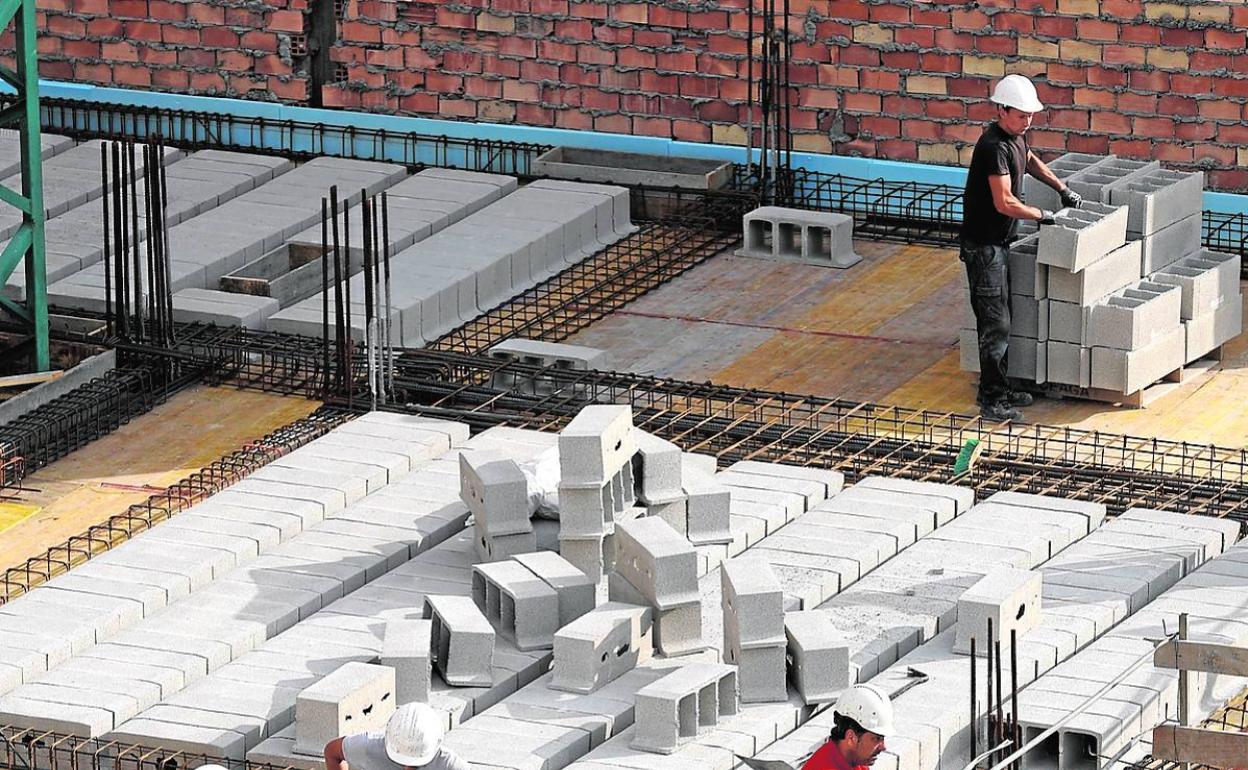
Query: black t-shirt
960 122 1028 246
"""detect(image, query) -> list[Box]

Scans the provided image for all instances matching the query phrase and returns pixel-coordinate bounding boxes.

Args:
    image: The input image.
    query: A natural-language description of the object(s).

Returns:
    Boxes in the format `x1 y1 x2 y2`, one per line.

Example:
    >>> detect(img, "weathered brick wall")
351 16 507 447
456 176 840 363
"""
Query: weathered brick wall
17 0 310 101
16 0 1248 190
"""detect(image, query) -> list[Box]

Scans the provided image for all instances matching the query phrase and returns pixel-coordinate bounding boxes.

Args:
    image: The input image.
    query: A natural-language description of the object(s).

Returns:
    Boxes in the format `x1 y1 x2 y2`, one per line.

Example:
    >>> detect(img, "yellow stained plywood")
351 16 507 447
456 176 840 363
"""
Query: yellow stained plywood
0 385 320 574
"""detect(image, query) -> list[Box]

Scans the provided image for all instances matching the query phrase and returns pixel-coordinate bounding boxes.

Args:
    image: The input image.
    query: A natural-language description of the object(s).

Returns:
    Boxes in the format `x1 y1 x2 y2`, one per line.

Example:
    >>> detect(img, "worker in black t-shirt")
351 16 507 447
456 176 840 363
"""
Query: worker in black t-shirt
960 74 1083 422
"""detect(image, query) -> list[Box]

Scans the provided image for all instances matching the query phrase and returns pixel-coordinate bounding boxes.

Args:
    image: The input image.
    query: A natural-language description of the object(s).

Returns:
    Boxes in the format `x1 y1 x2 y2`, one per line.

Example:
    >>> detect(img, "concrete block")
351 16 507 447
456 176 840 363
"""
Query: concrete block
513 551 596 627
461 452 532 538
721 557 785 649
381 619 432 705
293 662 395 756
727 642 788 704
958 331 1044 382
954 568 1042 655
559 481 616 538
1046 300 1089 345
1181 249 1241 300
422 594 495 687
1047 240 1140 305
1045 341 1090 388
1024 153 1108 212
550 602 653 694
1009 294 1048 340
852 477 974 518
476 529 538 564
1065 157 1160 204
985 491 1107 534
1008 235 1047 299
1090 324 1186 393
726 461 844 498
684 470 732 545
1151 259 1227 320
784 611 848 705
740 207 860 268
1087 281 1182 350
611 517 700 609
472 560 561 651
1036 202 1129 272
559 405 635 487
631 662 739 754
1109 168 1204 236
1137 212 1202 276
634 432 684 504
559 534 607 583
609 573 704 657
1184 293 1242 362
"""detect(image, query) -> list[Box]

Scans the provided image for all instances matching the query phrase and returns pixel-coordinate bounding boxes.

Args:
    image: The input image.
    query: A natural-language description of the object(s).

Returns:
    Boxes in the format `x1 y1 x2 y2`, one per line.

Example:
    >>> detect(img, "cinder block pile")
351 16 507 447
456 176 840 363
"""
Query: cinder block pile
608 517 705 657
960 154 1242 397
471 552 594 651
557 405 637 582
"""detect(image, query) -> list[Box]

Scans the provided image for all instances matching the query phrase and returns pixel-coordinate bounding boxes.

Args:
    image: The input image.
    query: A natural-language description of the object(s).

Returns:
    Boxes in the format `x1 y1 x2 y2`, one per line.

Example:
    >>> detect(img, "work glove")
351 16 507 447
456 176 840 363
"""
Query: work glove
1038 210 1057 226
1059 187 1083 209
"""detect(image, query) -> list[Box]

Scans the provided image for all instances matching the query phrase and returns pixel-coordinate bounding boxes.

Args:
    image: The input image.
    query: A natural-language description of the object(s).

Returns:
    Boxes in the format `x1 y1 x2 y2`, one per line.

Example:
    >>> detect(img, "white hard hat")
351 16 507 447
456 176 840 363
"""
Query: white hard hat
384 703 444 767
990 74 1044 113
834 683 896 737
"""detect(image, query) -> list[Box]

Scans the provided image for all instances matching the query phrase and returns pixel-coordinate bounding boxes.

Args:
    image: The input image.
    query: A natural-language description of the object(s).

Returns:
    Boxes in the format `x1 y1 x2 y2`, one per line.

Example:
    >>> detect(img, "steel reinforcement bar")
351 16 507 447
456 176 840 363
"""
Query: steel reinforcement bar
0 406 349 605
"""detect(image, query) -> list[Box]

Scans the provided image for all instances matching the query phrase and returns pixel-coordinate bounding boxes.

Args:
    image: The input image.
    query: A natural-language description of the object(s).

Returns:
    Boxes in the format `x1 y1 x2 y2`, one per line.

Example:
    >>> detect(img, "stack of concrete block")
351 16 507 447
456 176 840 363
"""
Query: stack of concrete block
1154 249 1243 363
608 517 704 656
460 451 535 562
513 551 597 627
292 662 395 756
737 206 861 269
422 594 496 687
784 611 849 704
558 406 637 582
487 338 607 394
720 558 787 703
1086 281 1185 392
550 602 653 694
380 619 432 704
270 178 633 345
630 662 739 754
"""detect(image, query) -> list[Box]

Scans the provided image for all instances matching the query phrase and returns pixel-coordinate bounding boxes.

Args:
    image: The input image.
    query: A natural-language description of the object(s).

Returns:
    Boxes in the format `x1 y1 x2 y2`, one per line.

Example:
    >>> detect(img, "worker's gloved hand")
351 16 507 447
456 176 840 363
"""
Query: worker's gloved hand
1038 210 1057 226
1059 187 1083 209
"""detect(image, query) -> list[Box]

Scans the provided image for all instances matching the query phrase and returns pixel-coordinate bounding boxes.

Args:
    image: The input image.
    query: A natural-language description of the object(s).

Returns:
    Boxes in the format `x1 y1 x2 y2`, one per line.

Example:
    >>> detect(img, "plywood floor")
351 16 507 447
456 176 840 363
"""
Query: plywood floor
0 386 321 573
567 239 1248 448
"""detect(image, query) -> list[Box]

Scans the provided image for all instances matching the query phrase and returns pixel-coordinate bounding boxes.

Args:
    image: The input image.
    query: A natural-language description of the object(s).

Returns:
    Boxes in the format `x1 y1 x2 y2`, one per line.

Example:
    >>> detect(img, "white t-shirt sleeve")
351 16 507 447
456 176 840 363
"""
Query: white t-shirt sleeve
343 732 399 770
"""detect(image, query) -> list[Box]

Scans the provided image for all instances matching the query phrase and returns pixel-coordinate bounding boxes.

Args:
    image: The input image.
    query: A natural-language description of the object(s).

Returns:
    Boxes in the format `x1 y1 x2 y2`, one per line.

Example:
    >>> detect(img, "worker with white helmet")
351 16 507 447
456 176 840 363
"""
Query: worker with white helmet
959 74 1083 423
800 684 895 770
324 703 468 770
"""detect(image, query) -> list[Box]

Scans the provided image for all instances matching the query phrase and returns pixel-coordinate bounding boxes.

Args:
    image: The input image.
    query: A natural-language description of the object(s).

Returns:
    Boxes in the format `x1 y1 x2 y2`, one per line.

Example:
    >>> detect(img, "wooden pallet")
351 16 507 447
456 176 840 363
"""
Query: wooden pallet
1038 347 1223 409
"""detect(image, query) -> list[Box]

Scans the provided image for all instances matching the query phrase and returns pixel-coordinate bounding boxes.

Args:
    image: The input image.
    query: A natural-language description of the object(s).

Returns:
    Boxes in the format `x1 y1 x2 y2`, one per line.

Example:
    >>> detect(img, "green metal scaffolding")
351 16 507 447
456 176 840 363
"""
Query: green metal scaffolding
0 0 46 370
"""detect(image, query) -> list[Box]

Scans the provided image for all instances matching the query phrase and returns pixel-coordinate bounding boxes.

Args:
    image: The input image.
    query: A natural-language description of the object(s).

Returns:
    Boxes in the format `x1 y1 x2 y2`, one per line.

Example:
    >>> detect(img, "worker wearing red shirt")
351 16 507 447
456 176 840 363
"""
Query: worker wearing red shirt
801 684 895 770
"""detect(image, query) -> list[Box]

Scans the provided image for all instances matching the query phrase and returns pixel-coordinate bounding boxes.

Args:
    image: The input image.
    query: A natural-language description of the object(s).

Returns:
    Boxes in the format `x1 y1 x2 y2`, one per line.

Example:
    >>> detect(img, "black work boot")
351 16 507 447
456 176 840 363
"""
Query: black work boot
980 400 1024 422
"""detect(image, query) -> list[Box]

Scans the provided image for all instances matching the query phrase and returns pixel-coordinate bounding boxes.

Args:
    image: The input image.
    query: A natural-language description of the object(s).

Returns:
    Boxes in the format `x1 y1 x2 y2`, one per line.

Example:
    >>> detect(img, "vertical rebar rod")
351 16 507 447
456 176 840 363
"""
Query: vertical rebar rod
1010 628 1019 770
746 0 755 176
143 144 156 329
995 638 1004 765
986 618 995 759
127 142 144 342
101 142 112 338
157 135 173 345
371 193 383 403
342 193 353 411
361 191 376 410
970 635 977 764
115 141 129 338
330 186 345 394
381 191 393 397
321 198 330 397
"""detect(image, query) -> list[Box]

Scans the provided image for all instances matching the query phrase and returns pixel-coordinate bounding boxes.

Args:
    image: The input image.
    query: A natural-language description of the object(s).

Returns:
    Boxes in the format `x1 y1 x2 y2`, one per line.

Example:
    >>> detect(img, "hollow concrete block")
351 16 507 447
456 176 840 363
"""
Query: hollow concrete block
634 431 684 505
513 551 596 627
1137 212 1202 276
559 481 615 538
954 568 1042 655
726 642 788 704
610 517 699 609
631 662 739 754
471 560 561 651
559 405 635 487
721 557 785 649
1086 281 1182 351
784 611 849 704
1089 324 1186 393
1036 202 1129 272
550 602 653 694
422 594 495 687
381 619 432 705
1109 168 1204 237
684 470 733 545
293 662 395 756
559 534 607 583
460 452 531 537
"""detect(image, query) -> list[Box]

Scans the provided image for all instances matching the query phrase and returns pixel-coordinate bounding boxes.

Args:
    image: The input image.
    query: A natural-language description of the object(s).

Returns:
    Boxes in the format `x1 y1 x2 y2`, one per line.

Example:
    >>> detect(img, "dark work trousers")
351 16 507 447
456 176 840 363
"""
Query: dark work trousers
960 239 1011 405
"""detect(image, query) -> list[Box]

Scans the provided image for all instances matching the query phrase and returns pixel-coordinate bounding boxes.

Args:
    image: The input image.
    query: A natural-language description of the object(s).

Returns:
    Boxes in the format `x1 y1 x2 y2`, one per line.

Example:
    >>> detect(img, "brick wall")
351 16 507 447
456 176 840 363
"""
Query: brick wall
17 0 1248 190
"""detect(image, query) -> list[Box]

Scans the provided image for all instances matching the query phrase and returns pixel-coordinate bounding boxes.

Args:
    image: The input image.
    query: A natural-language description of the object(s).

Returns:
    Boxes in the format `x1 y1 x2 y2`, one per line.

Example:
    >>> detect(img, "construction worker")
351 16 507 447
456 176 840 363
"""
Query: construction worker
800 684 895 770
960 73 1083 422
324 703 468 770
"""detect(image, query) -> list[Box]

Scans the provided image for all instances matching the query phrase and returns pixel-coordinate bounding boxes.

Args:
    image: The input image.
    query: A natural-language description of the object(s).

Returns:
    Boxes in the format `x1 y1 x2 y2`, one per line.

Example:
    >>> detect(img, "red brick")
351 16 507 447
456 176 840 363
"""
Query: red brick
1035 16 1075 37
882 51 920 69
73 61 111 82
688 10 726 27
62 39 100 57
1208 169 1248 192
1102 0 1141 18
1207 29 1246 51
1102 45 1145 66
217 50 251 70
1087 67 1127 88
1132 116 1175 139
698 100 740 121
660 95 695 118
109 0 144 17
600 69 639 89
37 36 62 55
860 115 899 137
700 55 739 78
630 116 667 137
678 75 718 98
517 103 555 125
844 91 880 112
619 92 657 113
1127 70 1169 92
1091 111 1131 133
1047 63 1087 85
617 48 655 68
1190 51 1232 74
911 7 949 26
870 2 909 23
1047 109 1089 131
46 13 85 34
186 3 223 23
498 37 535 57
592 24 631 44
198 26 237 47
241 30 281 51
633 29 672 46
225 7 262 26
609 2 646 22
673 119 710 142
177 48 215 67
828 0 868 21
69 0 107 12
151 67 190 89
975 34 1016 55
1174 121 1216 142
323 87 362 108
502 80 539 101
967 101 997 121
1024 130 1064 151
933 29 973 50
1074 87 1116 108
841 46 880 67
86 17 122 35
1076 18 1117 42
656 50 696 72
554 109 594 129
146 0 182 19
649 5 686 26
113 63 151 86
569 0 606 18
1214 79 1248 99
399 92 439 112
1067 134 1110 154
901 119 942 141
877 139 917 161
1117 22 1158 45
920 52 960 73
1157 94 1197 117
708 33 747 55
266 9 304 32
1199 99 1239 120
926 99 965 119
801 88 840 109
882 94 923 116
860 69 899 91
1159 28 1200 47
992 13 1033 34
894 27 934 47
1195 144 1236 166
948 76 989 98
424 71 462 92
1118 92 1156 113
530 0 567 14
